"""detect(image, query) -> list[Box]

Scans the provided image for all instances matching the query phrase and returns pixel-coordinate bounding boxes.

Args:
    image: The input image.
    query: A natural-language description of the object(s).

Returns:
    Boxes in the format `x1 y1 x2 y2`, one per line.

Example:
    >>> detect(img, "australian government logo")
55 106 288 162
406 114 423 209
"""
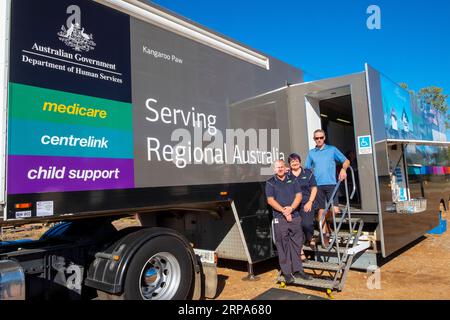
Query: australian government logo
58 5 96 52
58 23 96 53
20 5 123 84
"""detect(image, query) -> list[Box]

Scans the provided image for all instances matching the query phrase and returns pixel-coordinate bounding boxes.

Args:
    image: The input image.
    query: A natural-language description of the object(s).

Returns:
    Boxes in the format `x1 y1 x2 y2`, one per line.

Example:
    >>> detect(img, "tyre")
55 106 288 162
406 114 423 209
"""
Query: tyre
122 235 193 300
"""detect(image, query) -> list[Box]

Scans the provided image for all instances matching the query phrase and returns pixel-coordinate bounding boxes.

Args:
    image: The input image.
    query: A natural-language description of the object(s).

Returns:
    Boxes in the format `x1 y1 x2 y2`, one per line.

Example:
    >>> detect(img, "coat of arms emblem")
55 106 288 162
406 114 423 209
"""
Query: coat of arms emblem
58 22 96 52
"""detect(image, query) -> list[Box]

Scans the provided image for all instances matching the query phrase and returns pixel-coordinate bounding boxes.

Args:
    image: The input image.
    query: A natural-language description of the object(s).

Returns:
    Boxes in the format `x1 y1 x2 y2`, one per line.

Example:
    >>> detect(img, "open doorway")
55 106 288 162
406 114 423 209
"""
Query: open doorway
319 93 361 208
304 86 362 208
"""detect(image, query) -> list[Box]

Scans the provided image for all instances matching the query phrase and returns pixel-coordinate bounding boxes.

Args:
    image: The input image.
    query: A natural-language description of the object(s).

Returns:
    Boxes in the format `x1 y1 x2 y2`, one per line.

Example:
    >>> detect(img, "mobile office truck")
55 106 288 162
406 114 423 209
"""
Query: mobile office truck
0 0 449 300
0 0 303 300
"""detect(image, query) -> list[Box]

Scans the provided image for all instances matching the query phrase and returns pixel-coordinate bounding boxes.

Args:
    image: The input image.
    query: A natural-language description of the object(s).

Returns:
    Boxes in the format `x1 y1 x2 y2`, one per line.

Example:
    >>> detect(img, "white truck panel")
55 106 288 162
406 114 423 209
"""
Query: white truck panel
96 0 269 69
0 0 10 209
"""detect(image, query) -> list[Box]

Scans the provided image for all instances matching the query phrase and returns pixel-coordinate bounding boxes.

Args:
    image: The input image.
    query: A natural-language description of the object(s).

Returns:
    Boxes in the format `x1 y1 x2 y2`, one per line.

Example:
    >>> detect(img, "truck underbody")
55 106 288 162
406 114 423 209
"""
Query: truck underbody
1 0 448 300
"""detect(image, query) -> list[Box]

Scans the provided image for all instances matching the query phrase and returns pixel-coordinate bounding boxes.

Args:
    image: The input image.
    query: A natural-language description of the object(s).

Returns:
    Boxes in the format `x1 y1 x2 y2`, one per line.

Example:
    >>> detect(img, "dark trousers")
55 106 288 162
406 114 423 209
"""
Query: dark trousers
274 216 304 276
300 209 315 242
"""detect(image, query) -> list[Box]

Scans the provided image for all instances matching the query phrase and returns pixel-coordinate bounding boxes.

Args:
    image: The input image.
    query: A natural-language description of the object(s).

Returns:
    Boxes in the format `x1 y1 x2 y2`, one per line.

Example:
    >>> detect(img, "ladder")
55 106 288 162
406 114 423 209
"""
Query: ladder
276 166 371 292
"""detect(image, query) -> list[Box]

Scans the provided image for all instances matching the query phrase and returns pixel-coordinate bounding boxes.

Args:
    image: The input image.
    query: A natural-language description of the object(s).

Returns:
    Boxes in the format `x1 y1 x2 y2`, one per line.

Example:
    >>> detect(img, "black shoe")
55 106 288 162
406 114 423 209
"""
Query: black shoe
293 271 313 281
283 274 295 284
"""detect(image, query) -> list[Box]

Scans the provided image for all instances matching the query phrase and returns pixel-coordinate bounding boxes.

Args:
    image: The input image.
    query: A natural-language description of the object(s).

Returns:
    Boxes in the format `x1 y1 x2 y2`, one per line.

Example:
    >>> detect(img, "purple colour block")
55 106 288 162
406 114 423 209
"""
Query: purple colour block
436 166 445 175
8 155 134 194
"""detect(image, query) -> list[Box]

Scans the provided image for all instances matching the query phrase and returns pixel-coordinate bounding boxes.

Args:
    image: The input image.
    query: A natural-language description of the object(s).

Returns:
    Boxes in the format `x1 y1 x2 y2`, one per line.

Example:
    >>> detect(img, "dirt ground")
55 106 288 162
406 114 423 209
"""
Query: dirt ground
213 214 450 300
1 214 449 300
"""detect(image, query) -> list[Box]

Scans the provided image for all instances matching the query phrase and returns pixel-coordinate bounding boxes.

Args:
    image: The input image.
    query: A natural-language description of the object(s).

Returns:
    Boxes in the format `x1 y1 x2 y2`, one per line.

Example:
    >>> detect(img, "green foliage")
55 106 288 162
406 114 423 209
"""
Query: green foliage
400 83 449 129
399 83 415 96
419 86 449 129
418 86 448 114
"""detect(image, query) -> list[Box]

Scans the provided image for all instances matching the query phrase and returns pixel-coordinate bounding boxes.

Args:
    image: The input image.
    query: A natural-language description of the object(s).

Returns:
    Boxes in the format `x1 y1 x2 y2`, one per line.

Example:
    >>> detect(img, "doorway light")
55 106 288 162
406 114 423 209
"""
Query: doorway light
336 118 351 124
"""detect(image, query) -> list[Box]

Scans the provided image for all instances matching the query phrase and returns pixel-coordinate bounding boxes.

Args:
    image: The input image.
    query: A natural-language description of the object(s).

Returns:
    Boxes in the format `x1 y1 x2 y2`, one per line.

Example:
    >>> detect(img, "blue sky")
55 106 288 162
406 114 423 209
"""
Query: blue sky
151 0 450 99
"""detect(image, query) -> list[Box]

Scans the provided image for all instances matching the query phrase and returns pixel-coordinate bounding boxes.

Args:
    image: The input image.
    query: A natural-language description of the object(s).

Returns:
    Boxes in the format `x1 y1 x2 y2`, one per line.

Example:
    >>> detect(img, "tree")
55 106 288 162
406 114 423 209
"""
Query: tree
399 83 415 96
418 86 449 129
400 83 449 129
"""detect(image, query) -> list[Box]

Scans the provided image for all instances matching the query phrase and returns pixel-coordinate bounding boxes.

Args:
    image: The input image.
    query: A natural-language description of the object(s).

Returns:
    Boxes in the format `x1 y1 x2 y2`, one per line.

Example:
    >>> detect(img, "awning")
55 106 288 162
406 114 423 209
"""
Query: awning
377 139 450 147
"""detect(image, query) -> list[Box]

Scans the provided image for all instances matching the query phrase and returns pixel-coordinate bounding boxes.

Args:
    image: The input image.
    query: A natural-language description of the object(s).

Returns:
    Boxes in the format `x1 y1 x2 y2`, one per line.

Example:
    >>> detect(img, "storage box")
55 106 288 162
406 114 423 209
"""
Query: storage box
395 199 427 214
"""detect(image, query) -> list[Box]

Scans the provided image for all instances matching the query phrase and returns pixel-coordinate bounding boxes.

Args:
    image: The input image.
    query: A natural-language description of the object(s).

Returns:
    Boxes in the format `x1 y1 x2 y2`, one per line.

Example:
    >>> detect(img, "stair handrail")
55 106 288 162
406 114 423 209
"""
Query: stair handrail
318 166 356 261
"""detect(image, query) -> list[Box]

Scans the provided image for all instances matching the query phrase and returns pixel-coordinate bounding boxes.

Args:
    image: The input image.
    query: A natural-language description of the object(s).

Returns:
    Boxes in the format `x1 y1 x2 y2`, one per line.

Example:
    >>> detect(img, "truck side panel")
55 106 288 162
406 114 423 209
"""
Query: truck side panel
5 0 302 224
366 64 448 257
0 0 10 208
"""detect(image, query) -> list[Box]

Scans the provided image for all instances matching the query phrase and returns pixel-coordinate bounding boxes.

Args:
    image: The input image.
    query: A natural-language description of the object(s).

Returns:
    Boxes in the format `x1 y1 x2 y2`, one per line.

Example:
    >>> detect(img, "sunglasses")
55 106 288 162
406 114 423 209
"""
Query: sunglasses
314 136 325 140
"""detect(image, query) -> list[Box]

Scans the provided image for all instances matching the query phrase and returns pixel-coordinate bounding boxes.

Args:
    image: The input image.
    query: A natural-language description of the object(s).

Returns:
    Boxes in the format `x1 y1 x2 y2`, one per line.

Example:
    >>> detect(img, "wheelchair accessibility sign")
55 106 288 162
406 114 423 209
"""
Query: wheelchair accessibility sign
358 135 372 155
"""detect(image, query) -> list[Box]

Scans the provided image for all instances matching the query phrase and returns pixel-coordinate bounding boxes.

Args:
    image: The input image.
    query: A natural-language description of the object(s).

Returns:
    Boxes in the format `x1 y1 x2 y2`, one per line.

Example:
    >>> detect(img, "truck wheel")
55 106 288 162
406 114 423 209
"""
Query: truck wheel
123 235 193 300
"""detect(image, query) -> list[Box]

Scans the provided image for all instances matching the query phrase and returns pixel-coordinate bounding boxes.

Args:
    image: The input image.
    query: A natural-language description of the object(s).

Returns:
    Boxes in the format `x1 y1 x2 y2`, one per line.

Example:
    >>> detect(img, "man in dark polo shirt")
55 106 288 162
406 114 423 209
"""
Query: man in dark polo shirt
266 159 313 284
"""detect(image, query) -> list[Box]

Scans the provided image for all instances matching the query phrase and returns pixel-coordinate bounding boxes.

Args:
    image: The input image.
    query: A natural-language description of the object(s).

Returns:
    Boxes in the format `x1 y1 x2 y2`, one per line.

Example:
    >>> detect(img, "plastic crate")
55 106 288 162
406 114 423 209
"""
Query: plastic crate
395 199 427 214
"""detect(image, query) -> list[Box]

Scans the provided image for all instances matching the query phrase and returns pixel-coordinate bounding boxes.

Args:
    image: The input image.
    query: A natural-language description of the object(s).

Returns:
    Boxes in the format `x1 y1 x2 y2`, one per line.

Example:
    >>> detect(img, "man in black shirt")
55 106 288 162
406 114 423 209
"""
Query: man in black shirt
266 159 313 284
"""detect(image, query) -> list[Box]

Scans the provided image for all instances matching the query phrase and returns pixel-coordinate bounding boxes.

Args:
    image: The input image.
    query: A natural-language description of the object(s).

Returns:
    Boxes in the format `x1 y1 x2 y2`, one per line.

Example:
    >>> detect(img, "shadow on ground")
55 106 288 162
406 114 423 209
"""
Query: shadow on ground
377 236 427 267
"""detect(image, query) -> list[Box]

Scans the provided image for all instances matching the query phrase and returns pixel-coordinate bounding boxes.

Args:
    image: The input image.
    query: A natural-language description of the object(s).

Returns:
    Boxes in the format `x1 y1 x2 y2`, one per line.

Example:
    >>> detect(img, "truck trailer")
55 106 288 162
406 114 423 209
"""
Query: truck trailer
1 0 449 300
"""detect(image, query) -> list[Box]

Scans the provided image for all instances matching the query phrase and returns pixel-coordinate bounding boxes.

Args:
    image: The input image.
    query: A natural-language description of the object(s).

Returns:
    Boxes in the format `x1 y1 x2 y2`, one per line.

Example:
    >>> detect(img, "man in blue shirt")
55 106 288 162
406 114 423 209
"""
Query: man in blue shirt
305 129 350 247
266 159 313 284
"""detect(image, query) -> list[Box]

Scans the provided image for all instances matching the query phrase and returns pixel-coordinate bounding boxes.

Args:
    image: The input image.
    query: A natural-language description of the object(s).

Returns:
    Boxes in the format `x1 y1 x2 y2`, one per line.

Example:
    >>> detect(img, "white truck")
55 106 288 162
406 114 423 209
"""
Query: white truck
1 0 448 300
0 0 303 300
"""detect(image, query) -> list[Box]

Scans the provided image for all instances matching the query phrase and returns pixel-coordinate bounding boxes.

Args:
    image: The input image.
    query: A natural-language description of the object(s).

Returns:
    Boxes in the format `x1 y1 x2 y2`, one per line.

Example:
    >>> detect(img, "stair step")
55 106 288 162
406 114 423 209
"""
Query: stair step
303 245 347 254
332 233 370 242
332 231 355 238
302 260 344 272
334 217 363 224
313 230 358 238
293 277 335 289
277 275 335 289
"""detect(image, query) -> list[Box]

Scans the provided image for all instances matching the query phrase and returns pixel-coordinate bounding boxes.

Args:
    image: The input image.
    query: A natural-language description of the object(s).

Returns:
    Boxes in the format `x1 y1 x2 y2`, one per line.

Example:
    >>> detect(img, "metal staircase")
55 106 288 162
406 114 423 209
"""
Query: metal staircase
276 167 371 292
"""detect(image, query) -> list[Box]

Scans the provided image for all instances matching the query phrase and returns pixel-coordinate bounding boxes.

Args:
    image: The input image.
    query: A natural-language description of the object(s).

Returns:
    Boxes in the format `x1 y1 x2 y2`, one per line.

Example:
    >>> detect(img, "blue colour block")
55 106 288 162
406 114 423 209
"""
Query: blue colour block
428 213 447 235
